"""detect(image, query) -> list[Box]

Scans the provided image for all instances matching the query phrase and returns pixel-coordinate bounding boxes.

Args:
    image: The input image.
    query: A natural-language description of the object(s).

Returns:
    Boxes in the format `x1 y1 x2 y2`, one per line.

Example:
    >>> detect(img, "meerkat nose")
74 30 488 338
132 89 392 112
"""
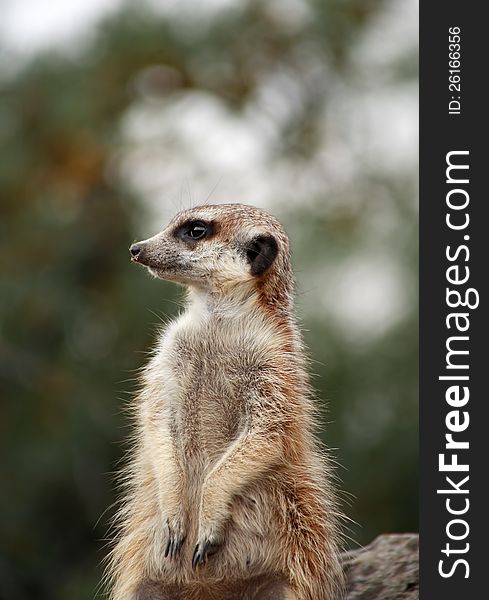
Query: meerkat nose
129 243 143 260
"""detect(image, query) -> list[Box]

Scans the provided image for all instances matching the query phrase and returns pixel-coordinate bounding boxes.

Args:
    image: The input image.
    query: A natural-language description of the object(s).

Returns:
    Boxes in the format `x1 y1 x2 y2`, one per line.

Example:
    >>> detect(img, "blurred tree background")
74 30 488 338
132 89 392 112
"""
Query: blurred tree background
0 0 417 598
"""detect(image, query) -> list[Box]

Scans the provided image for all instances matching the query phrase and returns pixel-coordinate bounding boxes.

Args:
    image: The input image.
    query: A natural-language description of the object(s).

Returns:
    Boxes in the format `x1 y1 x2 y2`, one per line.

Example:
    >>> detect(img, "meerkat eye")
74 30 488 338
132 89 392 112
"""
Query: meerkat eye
181 221 208 240
188 223 207 239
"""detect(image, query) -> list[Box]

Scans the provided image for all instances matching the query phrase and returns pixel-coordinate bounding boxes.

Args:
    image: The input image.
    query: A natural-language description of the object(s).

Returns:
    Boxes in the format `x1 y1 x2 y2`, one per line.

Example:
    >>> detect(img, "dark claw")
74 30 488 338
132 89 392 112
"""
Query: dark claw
164 522 185 559
192 540 210 569
164 535 184 559
192 539 219 569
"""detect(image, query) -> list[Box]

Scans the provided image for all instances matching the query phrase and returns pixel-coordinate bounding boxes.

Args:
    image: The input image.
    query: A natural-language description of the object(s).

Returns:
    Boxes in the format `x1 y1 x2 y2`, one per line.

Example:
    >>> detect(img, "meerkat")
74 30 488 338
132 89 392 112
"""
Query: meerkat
106 203 345 600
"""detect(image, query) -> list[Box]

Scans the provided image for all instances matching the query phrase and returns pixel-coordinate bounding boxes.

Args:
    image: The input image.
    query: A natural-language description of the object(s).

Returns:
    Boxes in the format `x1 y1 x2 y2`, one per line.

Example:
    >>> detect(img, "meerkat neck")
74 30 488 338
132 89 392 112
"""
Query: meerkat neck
185 287 259 320
185 283 293 323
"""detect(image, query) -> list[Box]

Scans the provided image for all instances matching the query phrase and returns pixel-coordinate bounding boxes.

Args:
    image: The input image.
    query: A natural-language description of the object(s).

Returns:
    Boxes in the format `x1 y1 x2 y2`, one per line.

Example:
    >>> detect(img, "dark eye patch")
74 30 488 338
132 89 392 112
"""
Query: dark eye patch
175 220 214 243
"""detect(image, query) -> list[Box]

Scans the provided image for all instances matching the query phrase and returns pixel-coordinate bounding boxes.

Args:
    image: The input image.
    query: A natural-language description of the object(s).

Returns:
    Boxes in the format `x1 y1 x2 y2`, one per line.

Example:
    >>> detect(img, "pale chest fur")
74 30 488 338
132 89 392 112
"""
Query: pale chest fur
146 299 279 470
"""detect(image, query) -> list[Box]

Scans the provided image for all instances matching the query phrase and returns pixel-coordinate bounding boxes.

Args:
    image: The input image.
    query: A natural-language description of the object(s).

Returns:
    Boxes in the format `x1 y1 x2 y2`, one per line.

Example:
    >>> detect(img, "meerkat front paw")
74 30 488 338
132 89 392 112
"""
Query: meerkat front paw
164 514 186 560
192 488 228 568
191 528 221 569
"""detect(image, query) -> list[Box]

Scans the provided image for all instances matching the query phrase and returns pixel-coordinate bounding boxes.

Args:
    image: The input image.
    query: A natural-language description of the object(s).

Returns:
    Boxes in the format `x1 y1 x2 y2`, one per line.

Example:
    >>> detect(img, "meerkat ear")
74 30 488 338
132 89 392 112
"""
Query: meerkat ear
246 234 279 276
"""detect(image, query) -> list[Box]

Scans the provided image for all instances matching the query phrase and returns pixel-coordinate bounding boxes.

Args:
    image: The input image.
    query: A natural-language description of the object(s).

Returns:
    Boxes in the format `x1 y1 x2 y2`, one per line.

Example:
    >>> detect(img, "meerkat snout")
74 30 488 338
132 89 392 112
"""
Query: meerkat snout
129 243 143 260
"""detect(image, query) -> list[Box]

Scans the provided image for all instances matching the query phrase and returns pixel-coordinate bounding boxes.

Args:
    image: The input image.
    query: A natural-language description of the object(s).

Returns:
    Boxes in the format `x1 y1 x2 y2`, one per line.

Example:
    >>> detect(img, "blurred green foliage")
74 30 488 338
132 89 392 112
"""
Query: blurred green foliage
0 1 417 598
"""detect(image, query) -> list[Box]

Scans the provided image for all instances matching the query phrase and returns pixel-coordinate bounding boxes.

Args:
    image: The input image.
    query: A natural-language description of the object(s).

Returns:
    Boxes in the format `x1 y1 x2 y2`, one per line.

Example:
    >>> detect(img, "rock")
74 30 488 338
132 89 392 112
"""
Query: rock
341 533 419 600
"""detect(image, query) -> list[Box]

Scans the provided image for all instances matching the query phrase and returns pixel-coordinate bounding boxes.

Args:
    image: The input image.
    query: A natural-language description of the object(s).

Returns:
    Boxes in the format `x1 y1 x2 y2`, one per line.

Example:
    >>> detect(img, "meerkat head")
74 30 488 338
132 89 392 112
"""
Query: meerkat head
129 204 293 303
